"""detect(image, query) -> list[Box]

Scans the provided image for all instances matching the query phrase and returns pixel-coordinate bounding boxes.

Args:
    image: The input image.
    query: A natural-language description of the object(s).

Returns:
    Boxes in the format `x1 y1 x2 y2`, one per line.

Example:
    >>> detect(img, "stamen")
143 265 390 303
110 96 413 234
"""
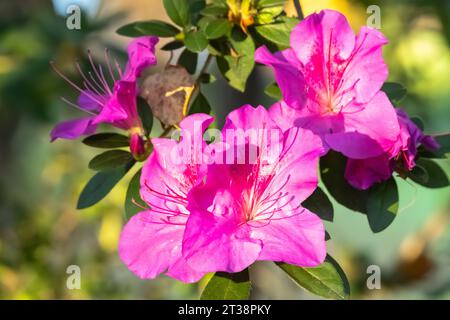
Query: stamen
104 48 117 83
60 97 98 116
50 61 105 107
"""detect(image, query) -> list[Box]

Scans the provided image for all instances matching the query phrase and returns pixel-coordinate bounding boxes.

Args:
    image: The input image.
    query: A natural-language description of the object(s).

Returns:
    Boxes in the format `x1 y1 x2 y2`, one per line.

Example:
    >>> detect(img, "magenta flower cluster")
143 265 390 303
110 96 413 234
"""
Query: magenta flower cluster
51 10 439 282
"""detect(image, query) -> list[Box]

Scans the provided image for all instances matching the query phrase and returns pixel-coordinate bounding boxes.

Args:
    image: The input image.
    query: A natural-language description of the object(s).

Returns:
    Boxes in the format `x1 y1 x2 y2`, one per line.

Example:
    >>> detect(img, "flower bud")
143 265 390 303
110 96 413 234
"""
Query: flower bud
130 133 151 161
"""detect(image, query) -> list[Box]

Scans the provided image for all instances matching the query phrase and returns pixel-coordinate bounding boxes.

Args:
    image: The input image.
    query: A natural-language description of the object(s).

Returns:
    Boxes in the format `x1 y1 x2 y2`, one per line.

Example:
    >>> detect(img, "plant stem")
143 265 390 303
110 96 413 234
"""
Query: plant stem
185 54 214 115
293 0 304 20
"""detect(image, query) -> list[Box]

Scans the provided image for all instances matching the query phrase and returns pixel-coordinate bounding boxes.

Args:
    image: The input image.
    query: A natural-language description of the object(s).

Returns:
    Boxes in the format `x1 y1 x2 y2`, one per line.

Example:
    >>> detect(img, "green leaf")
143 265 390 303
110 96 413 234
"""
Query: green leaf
408 164 429 184
409 158 449 188
382 82 407 104
257 0 286 8
200 269 251 300
264 82 282 100
302 187 334 222
254 6 284 25
160 40 184 51
163 0 190 27
217 29 255 92
137 97 154 136
418 134 450 159
411 116 425 131
204 19 231 39
88 150 134 171
77 161 135 209
189 91 212 115
435 134 450 157
277 255 350 300
366 178 398 233
125 169 148 220
199 73 217 84
320 151 369 213
185 30 208 52
189 0 207 24
201 4 229 17
178 49 198 74
117 20 180 37
254 17 298 49
83 133 130 149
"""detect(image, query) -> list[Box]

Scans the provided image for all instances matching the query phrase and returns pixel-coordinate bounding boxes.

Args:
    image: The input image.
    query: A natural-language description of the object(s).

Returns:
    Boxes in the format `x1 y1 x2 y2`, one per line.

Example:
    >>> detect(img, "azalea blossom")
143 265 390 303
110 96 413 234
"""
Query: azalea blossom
255 9 400 159
182 105 327 273
345 108 440 190
119 105 327 281
50 36 158 158
119 114 214 283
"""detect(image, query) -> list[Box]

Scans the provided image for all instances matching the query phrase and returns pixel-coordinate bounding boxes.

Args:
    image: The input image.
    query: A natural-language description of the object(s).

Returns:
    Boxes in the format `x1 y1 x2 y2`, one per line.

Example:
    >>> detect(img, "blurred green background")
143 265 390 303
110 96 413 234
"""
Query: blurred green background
0 0 449 299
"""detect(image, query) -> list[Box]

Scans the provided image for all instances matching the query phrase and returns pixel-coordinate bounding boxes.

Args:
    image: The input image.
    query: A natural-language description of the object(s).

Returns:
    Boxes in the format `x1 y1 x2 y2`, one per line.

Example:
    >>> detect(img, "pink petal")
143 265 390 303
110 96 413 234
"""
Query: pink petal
339 26 388 104
325 92 400 159
255 46 306 109
124 36 159 80
183 191 263 273
251 208 326 267
50 116 97 141
345 155 393 190
290 10 355 66
118 211 205 283
93 80 136 125
271 127 325 205
223 104 278 132
77 90 106 113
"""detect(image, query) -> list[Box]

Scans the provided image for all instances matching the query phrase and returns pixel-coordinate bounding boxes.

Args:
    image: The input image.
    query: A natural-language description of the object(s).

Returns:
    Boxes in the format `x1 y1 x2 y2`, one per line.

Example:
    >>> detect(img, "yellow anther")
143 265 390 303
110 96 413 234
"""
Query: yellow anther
165 85 196 116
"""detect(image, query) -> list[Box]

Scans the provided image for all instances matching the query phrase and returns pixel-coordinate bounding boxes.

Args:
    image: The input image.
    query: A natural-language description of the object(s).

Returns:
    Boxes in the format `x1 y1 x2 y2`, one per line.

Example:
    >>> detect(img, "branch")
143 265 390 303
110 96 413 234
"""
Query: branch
293 0 304 20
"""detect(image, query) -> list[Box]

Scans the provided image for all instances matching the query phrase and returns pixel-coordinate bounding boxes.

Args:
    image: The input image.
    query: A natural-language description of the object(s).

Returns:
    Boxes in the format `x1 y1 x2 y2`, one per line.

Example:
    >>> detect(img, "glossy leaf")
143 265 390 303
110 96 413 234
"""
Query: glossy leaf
189 91 211 115
88 150 134 171
217 29 255 92
382 82 407 104
201 4 228 17
77 161 135 209
137 97 154 136
125 169 148 220
200 269 251 300
277 255 350 300
409 158 449 188
366 178 398 233
204 19 231 39
185 30 208 52
411 116 425 131
320 151 369 213
254 6 284 25
254 17 298 49
83 133 130 149
163 0 190 27
178 49 198 74
117 20 180 37
264 82 282 100
257 0 286 8
302 187 334 222
199 73 217 84
188 0 207 24
161 40 184 51
418 134 450 159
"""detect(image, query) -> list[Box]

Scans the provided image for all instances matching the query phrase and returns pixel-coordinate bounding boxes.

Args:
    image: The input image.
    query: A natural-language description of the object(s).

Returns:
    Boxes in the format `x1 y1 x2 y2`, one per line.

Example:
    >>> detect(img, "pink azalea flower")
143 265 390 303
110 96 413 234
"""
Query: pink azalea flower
119 114 214 282
255 10 400 159
345 108 440 190
182 105 327 273
119 105 327 281
50 36 158 146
